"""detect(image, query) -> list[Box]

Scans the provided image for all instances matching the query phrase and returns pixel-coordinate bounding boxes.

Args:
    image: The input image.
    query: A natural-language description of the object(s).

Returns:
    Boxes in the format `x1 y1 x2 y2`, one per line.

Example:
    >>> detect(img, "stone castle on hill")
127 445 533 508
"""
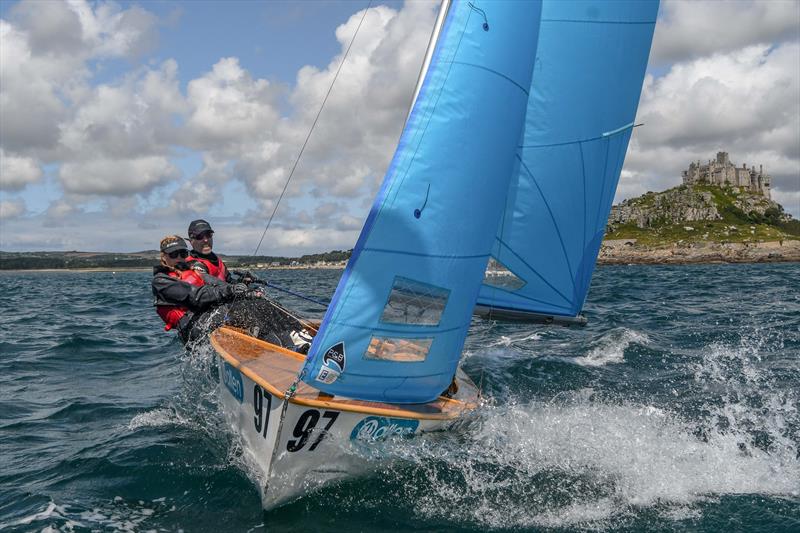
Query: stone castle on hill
682 151 771 199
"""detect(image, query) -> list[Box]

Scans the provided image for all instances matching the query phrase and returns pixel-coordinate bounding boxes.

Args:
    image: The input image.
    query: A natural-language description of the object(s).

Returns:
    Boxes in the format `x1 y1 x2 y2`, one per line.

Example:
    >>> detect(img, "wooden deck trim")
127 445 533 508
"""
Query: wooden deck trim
219 326 307 361
211 327 477 421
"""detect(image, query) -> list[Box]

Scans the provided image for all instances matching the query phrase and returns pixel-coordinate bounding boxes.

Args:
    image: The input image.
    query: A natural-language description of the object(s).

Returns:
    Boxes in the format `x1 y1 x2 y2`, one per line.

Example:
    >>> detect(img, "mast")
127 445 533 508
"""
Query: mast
405 0 451 126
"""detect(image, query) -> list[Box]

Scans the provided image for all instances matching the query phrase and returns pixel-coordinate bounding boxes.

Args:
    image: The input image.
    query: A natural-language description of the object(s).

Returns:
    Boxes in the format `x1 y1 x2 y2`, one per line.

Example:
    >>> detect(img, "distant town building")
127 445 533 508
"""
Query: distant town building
682 152 771 199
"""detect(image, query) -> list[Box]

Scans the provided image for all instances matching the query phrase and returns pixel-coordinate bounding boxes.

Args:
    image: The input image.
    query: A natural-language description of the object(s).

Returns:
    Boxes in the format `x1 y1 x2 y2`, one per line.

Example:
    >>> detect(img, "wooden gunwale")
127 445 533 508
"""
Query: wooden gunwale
210 326 477 421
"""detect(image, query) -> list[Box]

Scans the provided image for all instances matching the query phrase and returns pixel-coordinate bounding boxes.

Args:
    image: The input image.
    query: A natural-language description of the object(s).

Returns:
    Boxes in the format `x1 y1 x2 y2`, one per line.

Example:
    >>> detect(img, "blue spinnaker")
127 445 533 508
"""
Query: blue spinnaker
477 0 659 320
301 0 543 403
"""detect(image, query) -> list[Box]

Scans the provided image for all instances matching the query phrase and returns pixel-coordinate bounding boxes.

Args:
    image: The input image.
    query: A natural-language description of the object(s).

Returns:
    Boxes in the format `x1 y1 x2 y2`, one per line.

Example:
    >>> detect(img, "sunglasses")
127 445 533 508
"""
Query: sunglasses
192 231 213 240
167 250 189 259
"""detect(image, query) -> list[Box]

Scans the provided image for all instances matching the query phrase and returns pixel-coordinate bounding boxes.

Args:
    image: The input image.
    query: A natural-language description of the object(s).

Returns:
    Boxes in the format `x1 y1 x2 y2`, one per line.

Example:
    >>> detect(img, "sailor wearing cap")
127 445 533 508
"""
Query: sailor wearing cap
152 234 249 343
186 219 233 282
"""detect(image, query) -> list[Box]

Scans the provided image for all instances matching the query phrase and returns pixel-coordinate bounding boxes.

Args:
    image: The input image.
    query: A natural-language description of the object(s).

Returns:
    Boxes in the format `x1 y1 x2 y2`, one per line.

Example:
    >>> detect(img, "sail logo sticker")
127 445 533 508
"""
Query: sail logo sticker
316 366 340 385
350 416 419 442
221 362 244 403
322 342 346 372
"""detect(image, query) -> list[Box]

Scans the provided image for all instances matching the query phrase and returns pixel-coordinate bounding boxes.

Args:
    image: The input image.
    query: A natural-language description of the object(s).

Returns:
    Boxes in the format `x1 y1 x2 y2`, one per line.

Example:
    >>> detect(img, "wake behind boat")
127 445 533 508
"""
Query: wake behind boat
209 0 657 510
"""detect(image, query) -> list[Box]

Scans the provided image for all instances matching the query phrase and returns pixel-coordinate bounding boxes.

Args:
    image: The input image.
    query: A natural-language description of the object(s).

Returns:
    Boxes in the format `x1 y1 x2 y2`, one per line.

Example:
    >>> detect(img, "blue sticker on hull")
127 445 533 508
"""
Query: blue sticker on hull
222 362 244 404
350 416 419 442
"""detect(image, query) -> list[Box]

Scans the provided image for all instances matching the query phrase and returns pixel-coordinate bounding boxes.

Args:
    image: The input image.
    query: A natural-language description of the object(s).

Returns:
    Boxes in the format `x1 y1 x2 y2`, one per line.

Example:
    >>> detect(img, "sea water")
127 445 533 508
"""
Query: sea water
0 264 798 532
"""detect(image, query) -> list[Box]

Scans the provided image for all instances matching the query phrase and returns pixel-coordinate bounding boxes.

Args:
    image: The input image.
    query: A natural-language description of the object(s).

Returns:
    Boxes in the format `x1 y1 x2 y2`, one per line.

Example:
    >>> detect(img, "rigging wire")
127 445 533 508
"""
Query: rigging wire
250 0 373 260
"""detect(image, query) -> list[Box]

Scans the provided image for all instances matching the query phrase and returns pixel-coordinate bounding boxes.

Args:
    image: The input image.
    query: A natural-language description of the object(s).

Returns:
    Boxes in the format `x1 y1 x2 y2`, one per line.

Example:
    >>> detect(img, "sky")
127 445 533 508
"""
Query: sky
0 0 798 256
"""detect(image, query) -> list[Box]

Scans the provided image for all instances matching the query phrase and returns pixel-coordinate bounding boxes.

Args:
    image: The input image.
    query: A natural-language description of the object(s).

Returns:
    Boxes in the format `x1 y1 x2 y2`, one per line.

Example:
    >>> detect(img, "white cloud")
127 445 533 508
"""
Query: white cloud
169 181 223 216
45 199 80 220
64 0 158 58
0 198 26 219
9 0 83 54
0 1 436 252
652 0 800 65
0 1 160 156
59 156 179 195
0 149 43 191
637 44 799 152
2 0 169 200
221 2 437 209
626 41 800 216
185 57 281 151
0 19 71 153
59 60 185 160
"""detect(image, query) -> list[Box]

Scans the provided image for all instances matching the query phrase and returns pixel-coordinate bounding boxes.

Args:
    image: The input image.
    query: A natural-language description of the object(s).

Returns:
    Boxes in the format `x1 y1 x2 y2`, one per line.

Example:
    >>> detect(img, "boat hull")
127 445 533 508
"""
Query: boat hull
212 327 477 509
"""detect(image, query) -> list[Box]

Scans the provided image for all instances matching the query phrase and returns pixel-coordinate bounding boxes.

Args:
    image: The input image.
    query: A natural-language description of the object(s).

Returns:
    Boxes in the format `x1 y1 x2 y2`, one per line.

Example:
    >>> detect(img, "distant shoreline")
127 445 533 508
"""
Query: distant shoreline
2 242 799 272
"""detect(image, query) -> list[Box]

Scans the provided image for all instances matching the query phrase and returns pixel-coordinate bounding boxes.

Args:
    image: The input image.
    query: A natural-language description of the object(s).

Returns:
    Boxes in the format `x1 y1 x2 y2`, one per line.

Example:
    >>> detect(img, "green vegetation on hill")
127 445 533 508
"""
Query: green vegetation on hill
0 251 157 270
606 184 799 246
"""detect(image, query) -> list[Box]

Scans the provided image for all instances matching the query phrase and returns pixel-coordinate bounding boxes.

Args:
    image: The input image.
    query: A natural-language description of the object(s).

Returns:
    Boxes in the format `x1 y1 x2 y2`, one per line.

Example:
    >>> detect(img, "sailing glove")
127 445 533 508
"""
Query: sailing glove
245 289 264 299
231 283 249 297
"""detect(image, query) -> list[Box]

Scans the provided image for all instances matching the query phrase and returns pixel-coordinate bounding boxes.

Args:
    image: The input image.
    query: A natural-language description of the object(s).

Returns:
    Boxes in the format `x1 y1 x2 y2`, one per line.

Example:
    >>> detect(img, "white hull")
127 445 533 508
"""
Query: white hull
216 354 456 509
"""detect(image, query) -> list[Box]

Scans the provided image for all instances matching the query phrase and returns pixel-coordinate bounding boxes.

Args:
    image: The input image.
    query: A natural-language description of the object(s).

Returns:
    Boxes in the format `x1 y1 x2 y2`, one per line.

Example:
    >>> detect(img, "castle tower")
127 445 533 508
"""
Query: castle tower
681 153 771 198
761 165 771 199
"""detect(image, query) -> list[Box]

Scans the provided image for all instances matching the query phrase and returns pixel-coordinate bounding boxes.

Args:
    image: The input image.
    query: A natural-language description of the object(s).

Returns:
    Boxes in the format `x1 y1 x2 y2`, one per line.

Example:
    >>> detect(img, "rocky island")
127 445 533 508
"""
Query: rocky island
600 152 799 264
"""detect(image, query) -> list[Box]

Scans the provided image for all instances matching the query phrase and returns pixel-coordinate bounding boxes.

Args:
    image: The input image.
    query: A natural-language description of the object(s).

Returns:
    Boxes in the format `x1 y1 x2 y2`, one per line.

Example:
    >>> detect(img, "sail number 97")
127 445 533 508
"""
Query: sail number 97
253 385 272 438
287 409 339 452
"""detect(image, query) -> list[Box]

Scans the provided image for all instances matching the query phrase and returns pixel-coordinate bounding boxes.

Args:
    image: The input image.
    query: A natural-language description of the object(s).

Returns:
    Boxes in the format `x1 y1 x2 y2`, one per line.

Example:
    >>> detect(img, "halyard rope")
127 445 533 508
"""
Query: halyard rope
250 1 374 260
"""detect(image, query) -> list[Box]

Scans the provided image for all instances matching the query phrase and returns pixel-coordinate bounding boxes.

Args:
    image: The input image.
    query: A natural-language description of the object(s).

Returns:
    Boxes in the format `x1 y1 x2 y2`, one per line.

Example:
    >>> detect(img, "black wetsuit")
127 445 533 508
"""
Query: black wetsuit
152 265 305 346
152 264 236 342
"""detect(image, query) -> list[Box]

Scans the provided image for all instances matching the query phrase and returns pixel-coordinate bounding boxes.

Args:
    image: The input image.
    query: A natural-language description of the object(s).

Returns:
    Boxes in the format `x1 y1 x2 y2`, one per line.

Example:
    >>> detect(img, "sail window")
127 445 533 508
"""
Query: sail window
483 257 526 291
380 277 449 326
364 336 432 362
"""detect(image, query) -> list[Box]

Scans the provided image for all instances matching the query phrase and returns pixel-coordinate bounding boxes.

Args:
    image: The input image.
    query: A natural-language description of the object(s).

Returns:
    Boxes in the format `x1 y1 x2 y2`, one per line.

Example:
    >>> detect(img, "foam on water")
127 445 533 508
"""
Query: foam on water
690 327 799 462
392 394 798 529
489 332 543 349
1 497 178 532
363 324 800 530
128 407 191 430
543 328 649 367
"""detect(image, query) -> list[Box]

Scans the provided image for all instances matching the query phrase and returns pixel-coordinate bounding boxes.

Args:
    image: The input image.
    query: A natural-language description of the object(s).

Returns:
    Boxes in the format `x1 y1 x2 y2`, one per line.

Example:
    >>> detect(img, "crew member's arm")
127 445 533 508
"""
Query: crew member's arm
152 274 238 312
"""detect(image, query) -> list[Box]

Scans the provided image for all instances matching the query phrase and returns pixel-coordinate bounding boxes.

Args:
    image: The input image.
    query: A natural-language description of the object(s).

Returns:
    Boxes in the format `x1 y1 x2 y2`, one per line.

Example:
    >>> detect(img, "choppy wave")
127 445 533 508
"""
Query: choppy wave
424 398 797 528
128 407 191 430
0 497 178 533
542 328 650 367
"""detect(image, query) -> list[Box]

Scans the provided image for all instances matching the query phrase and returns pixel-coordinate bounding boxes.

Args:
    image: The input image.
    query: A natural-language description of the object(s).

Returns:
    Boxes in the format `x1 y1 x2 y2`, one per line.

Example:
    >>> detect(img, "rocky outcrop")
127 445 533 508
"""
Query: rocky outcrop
732 193 789 221
609 185 788 230
610 187 720 228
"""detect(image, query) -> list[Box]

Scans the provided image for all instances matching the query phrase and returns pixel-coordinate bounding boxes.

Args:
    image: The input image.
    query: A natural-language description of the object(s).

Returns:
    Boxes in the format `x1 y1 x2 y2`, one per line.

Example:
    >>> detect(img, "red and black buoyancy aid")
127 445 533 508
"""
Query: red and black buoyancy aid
187 253 228 282
156 268 205 331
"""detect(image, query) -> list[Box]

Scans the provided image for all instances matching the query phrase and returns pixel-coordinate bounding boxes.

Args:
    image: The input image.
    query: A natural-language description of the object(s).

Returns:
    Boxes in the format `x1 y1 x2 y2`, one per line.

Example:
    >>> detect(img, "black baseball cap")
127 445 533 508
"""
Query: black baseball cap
160 235 189 254
188 219 214 238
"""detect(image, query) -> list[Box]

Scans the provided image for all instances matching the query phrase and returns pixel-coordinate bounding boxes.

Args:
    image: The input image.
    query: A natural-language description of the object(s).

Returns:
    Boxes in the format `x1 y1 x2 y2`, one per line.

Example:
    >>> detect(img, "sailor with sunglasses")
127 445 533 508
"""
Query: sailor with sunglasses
152 234 251 343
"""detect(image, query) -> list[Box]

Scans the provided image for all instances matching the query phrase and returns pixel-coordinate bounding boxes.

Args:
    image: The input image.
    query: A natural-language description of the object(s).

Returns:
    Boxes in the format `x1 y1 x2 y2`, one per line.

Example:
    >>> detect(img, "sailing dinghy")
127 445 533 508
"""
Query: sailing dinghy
211 0 657 510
